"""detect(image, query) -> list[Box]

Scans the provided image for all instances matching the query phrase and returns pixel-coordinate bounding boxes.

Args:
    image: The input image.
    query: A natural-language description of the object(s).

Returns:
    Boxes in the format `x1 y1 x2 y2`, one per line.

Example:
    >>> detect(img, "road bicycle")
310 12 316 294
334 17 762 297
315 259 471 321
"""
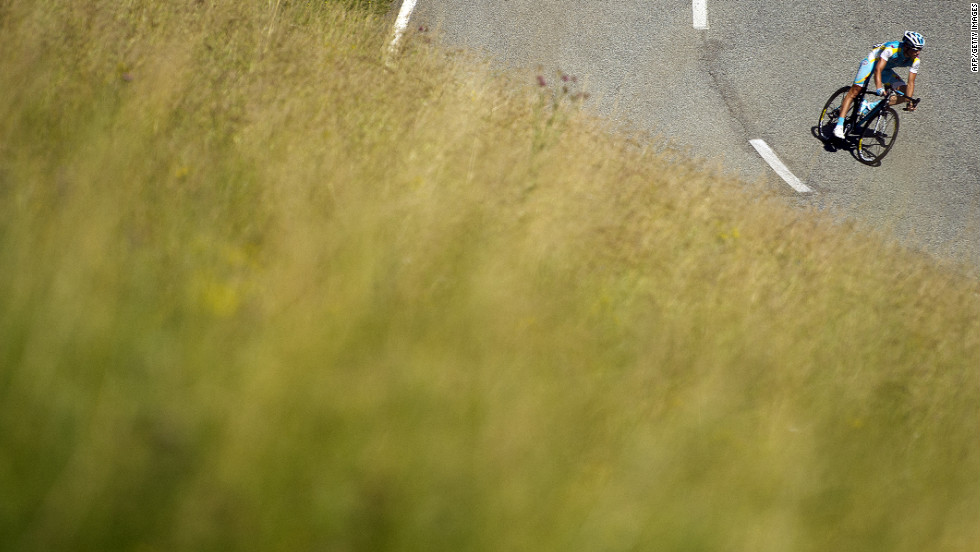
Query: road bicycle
817 82 920 166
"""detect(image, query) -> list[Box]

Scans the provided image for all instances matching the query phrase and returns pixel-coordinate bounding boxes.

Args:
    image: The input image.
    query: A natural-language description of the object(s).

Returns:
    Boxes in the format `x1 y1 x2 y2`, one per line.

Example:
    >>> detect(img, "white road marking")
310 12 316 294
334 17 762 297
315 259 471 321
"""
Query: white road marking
693 0 708 30
389 0 419 54
749 139 813 193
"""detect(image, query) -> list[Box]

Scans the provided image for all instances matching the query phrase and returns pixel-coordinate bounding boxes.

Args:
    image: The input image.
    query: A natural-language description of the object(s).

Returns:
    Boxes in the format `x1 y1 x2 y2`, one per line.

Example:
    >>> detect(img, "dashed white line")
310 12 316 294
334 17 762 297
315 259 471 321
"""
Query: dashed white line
693 0 708 30
749 139 813 194
395 2 803 197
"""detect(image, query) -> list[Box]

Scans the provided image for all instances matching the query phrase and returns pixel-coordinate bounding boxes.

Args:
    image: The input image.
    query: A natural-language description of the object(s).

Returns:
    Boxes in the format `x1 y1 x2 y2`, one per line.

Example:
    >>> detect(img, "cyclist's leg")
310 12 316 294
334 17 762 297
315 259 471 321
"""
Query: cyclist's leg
838 84 863 122
882 71 908 106
837 57 874 129
834 84 863 138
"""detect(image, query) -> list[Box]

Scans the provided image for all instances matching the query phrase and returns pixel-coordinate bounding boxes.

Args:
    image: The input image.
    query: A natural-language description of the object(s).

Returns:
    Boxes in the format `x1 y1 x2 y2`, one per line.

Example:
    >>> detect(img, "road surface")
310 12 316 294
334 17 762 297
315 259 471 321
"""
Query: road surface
409 0 980 267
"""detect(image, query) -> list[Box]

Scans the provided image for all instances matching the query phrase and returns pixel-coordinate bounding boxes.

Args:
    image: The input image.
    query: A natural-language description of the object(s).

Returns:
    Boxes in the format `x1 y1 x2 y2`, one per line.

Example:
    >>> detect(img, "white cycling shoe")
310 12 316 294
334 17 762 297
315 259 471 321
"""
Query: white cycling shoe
833 124 845 139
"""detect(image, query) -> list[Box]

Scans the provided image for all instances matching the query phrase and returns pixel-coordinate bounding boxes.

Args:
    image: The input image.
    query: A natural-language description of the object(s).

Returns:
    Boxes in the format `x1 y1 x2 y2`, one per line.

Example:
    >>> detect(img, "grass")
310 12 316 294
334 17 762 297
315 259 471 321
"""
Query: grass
1 1 978 550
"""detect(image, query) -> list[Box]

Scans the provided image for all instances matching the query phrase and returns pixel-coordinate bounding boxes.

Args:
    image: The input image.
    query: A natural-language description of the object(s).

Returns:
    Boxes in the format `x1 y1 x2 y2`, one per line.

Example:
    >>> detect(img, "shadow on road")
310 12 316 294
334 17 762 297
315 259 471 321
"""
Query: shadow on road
810 125 882 168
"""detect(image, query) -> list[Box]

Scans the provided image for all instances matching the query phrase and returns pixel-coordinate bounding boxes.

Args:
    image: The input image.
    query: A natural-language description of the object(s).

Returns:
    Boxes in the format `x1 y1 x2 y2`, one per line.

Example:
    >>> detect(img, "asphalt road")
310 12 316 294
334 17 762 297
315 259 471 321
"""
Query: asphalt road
410 0 980 267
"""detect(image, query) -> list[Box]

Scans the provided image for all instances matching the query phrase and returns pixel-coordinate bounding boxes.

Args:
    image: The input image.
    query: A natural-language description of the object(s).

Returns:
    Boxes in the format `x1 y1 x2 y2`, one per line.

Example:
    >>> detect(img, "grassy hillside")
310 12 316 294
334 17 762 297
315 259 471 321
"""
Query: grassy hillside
1 1 977 550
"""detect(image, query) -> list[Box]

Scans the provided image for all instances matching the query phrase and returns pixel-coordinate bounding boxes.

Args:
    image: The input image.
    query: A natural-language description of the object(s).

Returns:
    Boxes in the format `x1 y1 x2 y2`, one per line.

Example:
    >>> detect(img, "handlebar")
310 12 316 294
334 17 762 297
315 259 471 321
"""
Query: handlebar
888 88 921 111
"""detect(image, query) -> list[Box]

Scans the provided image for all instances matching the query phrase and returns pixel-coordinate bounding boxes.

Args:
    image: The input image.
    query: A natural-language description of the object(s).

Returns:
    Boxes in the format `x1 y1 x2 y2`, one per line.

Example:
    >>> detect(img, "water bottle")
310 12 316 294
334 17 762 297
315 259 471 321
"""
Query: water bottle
859 98 881 116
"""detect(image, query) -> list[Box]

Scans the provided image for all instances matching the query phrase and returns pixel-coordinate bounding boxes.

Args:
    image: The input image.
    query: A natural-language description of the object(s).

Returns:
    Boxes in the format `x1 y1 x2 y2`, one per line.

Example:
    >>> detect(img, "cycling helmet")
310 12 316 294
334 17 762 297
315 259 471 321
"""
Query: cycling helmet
902 31 925 50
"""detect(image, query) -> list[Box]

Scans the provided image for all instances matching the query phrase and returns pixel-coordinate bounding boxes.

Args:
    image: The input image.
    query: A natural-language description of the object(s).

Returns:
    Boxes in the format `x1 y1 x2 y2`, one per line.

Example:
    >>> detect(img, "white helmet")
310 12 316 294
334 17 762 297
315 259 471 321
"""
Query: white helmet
902 31 925 50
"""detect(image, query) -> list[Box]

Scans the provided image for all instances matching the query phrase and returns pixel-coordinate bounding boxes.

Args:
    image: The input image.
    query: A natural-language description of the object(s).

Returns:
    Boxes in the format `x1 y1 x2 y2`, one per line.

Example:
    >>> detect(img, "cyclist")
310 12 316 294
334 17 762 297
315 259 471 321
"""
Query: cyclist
833 31 924 139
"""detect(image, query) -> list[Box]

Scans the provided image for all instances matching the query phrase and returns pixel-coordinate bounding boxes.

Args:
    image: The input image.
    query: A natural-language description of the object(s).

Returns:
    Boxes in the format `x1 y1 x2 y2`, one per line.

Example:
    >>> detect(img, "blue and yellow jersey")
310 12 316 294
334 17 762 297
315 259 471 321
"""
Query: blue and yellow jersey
853 40 921 86
867 41 921 74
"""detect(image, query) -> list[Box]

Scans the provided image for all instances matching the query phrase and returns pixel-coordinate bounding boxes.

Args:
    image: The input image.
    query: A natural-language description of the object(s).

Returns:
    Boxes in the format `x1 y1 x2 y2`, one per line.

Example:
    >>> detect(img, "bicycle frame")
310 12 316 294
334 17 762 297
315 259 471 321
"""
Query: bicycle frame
846 86 919 135
840 78 874 132
854 90 893 128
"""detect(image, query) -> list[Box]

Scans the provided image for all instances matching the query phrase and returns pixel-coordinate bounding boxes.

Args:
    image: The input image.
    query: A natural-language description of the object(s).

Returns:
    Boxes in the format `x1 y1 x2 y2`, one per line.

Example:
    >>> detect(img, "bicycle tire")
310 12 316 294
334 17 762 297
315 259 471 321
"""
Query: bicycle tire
818 86 852 140
856 106 900 165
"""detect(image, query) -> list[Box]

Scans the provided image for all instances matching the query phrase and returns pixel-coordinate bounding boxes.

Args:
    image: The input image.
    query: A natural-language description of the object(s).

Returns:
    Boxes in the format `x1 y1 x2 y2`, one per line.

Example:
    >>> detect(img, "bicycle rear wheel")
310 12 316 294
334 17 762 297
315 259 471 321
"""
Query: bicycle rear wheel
818 86 851 140
856 106 900 165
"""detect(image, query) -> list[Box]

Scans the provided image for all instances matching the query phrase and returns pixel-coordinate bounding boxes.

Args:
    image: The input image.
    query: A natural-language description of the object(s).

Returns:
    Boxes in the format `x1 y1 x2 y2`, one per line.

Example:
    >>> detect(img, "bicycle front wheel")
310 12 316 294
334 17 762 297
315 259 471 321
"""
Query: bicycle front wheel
857 106 900 165
818 86 851 140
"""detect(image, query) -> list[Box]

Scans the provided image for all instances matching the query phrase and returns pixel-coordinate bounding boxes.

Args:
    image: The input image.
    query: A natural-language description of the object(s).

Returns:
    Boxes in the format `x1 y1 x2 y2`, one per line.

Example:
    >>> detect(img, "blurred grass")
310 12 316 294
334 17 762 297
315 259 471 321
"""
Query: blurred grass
1 1 978 551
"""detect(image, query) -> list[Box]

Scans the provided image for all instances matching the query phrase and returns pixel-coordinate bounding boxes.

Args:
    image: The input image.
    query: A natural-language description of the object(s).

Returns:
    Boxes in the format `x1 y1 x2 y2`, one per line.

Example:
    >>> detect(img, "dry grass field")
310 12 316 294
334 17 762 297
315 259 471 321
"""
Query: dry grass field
1 1 978 550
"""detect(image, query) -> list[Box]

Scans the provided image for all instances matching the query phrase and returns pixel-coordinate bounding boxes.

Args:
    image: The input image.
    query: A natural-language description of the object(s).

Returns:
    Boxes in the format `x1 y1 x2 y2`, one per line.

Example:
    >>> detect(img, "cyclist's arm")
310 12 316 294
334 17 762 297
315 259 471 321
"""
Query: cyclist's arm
873 56 889 93
905 72 917 111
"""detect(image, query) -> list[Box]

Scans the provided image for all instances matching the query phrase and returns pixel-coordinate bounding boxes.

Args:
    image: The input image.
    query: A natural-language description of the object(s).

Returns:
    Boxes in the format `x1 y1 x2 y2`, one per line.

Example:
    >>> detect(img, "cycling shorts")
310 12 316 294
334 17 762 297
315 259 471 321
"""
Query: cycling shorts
852 57 906 88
